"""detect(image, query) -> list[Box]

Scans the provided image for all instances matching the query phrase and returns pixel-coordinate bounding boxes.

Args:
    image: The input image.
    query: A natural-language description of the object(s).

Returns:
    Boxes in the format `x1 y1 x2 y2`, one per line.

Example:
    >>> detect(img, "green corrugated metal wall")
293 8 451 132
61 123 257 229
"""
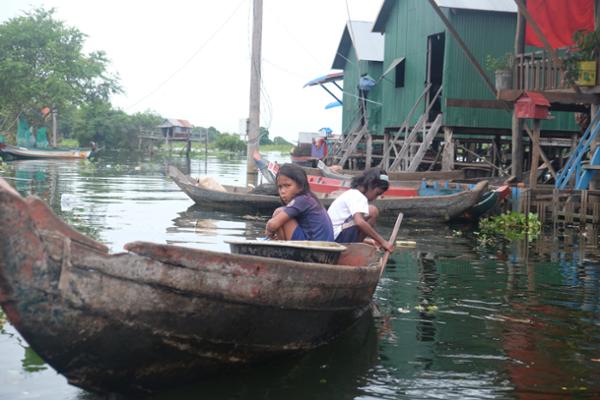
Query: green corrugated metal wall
378 0 578 134
381 0 445 133
341 48 383 135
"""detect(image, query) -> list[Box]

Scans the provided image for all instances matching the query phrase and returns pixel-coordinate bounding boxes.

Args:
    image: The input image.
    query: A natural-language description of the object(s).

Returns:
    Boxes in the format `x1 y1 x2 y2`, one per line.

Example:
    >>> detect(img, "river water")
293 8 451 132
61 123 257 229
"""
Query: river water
0 151 599 400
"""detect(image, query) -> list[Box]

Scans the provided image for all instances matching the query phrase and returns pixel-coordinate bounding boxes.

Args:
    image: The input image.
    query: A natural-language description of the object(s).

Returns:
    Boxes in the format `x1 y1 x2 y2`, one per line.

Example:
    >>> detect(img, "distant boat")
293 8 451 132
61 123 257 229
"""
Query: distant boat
0 143 92 160
0 175 386 394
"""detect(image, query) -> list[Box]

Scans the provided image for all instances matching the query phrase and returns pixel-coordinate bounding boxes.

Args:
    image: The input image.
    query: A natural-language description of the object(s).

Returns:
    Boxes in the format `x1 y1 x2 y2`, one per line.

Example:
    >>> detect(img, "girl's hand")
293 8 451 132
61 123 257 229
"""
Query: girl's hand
381 240 394 253
265 227 277 239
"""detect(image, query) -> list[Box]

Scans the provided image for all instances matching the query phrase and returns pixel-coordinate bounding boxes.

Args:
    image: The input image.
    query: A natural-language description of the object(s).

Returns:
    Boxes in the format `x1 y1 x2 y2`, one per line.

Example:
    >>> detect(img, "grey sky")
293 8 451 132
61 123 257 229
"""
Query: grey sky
1 1 383 142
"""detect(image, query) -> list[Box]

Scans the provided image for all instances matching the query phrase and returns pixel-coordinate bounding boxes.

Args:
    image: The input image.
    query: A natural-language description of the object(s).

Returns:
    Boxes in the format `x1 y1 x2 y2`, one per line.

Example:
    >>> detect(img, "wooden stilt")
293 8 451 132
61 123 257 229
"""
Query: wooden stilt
442 127 454 171
366 133 372 168
512 112 524 181
529 119 541 189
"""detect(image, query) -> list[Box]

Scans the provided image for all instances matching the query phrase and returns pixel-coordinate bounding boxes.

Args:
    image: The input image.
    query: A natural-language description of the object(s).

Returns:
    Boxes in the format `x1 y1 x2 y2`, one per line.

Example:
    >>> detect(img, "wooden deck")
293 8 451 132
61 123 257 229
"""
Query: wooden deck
515 185 600 225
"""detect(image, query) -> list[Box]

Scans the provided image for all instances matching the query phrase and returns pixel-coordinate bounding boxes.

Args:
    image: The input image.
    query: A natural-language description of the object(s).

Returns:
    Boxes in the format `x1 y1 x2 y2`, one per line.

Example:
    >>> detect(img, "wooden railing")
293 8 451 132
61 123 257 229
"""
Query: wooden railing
513 50 567 91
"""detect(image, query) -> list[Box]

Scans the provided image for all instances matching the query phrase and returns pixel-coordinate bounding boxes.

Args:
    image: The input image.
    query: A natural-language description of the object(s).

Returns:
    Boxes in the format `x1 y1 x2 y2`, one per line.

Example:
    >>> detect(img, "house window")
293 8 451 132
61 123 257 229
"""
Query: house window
395 58 405 88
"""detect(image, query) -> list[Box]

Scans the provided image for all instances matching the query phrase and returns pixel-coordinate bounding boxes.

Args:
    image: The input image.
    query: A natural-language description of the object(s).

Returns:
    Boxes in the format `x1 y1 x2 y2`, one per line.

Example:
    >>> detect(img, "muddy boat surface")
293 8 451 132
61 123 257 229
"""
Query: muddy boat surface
0 177 384 394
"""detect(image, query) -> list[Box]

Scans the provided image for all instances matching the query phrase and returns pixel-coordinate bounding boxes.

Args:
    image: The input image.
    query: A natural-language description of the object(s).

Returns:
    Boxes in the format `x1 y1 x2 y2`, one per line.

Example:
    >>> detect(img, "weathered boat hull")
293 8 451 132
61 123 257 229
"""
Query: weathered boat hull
304 161 466 181
169 166 487 222
0 143 91 160
168 165 281 212
0 178 382 394
353 180 488 221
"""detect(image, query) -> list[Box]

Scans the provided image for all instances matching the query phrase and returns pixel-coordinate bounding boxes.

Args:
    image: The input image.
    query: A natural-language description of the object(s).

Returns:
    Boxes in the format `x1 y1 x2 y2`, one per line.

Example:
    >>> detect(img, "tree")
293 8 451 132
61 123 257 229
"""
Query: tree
259 126 272 145
70 101 162 149
214 134 246 153
272 136 291 145
0 7 121 135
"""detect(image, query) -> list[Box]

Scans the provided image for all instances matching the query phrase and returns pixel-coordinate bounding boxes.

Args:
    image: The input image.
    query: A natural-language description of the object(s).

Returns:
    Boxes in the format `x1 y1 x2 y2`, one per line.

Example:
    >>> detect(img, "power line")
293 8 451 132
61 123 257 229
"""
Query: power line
126 0 248 110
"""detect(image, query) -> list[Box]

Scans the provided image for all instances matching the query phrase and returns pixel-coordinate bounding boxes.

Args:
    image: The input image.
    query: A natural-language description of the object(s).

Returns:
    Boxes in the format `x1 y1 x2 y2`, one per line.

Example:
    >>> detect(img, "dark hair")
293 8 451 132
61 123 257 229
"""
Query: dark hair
351 167 390 192
275 163 323 206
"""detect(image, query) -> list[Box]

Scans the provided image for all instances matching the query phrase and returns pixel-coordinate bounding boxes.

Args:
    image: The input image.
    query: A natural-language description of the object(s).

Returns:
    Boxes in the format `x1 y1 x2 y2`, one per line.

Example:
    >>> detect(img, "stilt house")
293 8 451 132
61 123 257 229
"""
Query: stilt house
330 0 579 175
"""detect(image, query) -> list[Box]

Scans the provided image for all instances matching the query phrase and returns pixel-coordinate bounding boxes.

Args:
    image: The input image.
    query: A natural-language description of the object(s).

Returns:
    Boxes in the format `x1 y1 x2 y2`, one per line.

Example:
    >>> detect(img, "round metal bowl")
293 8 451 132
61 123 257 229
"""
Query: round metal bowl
226 240 346 264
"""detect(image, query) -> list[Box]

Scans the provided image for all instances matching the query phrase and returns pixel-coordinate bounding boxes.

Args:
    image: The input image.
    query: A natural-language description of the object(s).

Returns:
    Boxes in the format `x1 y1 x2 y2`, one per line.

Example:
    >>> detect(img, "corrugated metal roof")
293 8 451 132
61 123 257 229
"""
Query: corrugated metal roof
332 20 384 69
157 118 194 128
374 0 516 32
436 0 516 13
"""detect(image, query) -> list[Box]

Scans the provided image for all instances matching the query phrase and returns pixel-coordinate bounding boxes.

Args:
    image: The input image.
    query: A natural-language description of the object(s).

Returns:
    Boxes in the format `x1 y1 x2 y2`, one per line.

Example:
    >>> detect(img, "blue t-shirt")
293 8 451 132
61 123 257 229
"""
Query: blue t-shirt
282 194 334 241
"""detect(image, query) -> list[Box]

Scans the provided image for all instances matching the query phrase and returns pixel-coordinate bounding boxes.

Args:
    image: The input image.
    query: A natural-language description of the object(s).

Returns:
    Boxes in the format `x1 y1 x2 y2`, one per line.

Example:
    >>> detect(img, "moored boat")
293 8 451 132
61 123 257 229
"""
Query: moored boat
0 176 388 394
0 143 92 160
308 175 419 197
169 166 488 222
168 165 281 212
304 160 466 181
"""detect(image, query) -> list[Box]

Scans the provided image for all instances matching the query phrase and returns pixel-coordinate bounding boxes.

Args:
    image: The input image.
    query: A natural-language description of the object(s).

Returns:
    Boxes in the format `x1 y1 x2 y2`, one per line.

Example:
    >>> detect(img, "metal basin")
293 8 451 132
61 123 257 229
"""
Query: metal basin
227 240 346 264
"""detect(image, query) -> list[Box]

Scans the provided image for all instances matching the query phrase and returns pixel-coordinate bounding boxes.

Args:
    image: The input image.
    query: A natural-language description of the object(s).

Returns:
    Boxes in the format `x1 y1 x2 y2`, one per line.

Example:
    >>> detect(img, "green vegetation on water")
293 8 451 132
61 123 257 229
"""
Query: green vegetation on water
475 212 542 245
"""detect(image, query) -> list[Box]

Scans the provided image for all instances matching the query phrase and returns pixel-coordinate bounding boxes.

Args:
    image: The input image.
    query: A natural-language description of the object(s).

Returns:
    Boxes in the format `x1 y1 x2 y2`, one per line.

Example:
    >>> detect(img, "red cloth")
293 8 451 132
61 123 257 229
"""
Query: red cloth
525 0 595 49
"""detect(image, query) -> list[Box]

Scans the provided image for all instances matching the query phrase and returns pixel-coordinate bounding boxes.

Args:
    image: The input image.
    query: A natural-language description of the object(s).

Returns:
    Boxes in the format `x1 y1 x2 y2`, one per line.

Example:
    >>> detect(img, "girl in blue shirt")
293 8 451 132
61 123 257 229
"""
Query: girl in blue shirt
265 163 334 241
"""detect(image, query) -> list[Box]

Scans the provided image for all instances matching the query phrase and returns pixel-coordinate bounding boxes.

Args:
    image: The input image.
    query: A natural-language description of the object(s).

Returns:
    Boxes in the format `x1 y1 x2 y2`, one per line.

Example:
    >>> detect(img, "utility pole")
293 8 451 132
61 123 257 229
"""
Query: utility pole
52 106 58 147
246 0 263 185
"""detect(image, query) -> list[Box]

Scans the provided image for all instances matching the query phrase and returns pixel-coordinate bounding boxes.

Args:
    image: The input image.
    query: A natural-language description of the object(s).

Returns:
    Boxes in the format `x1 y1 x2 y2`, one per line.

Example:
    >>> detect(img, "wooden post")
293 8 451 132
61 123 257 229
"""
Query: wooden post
246 0 263 184
366 133 372 168
204 129 209 173
513 0 562 67
529 119 541 189
511 6 525 181
512 112 524 181
524 123 557 180
383 132 390 170
442 127 454 171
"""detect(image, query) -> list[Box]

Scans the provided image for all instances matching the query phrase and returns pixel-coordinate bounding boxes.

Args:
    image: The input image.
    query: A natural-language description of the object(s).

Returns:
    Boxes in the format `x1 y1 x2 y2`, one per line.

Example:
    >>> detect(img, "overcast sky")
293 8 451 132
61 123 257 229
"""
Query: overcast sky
1 1 383 142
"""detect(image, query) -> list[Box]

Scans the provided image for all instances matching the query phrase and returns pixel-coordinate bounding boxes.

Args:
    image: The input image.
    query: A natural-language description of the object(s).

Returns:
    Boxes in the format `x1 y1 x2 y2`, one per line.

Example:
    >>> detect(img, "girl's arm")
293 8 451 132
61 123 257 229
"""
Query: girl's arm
353 213 393 252
265 209 291 238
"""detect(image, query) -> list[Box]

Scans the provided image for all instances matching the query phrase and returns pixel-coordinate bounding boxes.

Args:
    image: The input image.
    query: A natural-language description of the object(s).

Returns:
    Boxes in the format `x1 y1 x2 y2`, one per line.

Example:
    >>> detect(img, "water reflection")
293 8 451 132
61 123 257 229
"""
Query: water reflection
152 312 378 400
0 153 600 399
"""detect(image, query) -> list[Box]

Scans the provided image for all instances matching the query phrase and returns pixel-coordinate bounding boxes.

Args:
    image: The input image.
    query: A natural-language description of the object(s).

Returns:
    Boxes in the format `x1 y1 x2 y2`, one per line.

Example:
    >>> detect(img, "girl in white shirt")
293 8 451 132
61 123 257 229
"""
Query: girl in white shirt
327 168 394 252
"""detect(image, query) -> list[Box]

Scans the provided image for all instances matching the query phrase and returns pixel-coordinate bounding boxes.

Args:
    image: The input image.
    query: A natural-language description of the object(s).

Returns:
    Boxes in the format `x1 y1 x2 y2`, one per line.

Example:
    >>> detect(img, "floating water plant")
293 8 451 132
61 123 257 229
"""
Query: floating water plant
476 212 541 244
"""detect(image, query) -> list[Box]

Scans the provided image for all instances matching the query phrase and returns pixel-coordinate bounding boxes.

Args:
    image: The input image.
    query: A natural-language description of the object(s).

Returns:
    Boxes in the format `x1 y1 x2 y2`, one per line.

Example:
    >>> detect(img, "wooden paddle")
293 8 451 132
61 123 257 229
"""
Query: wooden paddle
379 212 404 279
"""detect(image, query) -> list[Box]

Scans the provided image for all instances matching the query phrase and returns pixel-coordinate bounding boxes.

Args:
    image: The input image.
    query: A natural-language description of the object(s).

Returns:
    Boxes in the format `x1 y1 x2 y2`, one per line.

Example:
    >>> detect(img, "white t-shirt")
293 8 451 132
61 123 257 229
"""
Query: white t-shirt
327 189 369 239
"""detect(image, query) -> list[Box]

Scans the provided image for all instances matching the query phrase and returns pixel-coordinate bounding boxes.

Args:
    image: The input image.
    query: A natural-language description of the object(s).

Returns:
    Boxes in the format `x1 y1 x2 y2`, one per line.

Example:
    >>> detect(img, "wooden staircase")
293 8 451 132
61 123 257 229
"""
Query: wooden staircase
383 85 444 172
556 106 600 190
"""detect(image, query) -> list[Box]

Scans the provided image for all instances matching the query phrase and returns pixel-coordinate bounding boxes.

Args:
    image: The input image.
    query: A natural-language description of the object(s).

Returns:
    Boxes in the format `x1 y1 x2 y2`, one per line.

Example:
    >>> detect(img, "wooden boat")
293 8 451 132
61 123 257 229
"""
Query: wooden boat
0 143 92 160
169 166 488 222
168 165 281 212
304 160 465 181
0 176 388 394
290 154 319 167
308 175 419 197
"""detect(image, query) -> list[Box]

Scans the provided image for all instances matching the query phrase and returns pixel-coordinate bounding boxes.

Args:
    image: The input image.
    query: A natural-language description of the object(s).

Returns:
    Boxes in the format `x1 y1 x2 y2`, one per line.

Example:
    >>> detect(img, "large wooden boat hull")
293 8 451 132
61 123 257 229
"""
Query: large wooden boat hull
168 166 282 212
0 177 382 394
356 180 487 221
169 166 487 222
0 143 91 160
304 161 466 181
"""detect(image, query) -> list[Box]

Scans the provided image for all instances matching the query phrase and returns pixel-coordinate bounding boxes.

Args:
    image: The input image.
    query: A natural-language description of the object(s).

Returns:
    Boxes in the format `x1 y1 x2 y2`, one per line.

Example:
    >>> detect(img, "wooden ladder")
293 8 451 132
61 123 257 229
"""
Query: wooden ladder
388 85 443 171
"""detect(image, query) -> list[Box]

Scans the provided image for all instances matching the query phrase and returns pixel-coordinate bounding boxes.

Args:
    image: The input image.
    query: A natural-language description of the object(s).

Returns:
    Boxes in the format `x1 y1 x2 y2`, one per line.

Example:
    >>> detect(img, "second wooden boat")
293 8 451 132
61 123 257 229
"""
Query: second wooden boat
304 160 466 181
169 166 488 222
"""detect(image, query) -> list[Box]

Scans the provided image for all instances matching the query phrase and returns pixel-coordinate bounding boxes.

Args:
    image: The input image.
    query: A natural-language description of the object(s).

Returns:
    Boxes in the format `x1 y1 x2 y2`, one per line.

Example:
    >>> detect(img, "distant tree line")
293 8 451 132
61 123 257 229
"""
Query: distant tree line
0 7 291 153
